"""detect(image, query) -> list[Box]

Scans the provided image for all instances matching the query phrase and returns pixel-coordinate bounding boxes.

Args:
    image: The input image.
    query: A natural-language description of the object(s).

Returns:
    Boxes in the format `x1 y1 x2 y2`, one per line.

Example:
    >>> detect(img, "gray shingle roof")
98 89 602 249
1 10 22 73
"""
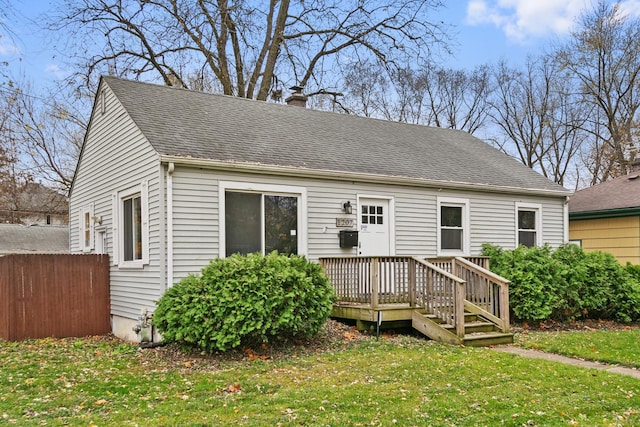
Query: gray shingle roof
0 224 69 255
103 76 568 195
569 172 640 213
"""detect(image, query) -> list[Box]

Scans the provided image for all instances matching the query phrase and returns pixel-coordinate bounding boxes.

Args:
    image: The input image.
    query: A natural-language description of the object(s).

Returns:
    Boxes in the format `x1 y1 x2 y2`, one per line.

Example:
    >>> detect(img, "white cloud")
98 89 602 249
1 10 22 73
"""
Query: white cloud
46 63 66 79
466 0 588 44
619 0 640 17
0 33 20 56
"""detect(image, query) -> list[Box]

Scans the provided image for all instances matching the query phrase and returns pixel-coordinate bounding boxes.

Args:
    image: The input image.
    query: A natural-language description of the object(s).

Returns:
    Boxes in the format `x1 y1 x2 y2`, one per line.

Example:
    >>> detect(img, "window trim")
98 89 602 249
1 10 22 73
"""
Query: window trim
80 203 94 252
568 239 582 248
436 197 470 256
112 181 149 268
515 202 542 247
218 181 307 258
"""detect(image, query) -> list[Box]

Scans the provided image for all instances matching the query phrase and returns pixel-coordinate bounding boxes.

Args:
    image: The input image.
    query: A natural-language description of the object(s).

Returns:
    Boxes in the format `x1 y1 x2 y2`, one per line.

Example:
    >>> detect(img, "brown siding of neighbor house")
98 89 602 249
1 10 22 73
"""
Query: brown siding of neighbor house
569 216 640 265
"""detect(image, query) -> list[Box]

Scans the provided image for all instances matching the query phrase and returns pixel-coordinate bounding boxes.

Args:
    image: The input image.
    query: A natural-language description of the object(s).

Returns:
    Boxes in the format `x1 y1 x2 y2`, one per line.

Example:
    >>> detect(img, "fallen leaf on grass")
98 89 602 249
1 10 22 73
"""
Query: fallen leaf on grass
223 383 242 393
342 332 358 340
93 399 108 406
244 348 271 361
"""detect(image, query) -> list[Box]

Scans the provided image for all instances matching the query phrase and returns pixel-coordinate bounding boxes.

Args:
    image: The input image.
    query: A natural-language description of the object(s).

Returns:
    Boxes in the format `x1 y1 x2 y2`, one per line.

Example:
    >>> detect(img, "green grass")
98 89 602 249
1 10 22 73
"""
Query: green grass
516 328 640 368
1 334 639 426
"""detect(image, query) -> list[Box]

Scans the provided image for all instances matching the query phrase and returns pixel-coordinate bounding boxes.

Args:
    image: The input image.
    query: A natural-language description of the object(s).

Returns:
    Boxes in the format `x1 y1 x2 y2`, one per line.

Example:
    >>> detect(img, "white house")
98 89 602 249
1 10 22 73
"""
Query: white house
69 77 571 341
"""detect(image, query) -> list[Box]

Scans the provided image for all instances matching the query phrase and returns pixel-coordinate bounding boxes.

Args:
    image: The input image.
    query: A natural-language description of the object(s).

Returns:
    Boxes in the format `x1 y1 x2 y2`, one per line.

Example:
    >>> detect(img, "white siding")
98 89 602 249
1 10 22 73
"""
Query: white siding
167 168 567 286
170 168 218 282
69 83 163 320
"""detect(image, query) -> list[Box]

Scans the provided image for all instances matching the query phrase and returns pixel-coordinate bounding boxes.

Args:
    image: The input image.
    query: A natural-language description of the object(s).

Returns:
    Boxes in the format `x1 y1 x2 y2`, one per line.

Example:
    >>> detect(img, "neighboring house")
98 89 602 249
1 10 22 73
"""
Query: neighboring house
69 77 571 341
0 182 68 225
0 224 69 255
569 171 640 265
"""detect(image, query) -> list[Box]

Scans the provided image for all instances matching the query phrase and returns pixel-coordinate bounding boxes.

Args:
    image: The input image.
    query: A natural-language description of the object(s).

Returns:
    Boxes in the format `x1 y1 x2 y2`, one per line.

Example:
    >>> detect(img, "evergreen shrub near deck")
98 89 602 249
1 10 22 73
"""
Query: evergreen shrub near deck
153 252 335 352
482 243 640 323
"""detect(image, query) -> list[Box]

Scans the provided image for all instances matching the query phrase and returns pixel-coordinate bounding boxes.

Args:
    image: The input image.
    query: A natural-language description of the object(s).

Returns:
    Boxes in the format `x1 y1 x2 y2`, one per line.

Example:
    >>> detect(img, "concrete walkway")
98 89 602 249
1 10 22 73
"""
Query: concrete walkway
492 346 640 379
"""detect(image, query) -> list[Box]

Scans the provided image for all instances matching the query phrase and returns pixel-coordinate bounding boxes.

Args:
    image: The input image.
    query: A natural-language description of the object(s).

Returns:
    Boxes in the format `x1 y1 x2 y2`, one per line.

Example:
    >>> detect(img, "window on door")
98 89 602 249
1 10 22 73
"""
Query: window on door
437 197 469 255
361 204 384 225
225 191 300 257
516 203 541 247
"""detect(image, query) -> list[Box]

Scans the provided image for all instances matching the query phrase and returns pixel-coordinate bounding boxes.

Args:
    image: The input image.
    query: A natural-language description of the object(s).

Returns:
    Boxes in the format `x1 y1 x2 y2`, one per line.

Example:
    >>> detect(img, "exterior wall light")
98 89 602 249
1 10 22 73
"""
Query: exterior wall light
343 201 352 214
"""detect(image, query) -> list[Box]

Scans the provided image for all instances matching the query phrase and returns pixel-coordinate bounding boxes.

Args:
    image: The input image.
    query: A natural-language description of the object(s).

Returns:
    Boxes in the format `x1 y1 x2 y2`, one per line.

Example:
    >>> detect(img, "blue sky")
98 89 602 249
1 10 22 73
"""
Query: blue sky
2 0 639 90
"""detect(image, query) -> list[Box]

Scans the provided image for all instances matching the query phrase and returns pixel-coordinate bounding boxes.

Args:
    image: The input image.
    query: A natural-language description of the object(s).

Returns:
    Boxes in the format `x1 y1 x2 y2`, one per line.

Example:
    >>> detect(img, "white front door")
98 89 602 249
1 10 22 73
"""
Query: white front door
358 198 391 256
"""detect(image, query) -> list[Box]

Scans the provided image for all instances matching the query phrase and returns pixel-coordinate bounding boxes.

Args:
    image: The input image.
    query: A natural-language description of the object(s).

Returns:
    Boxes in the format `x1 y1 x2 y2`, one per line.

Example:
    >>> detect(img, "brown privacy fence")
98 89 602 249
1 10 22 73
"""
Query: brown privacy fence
0 254 110 341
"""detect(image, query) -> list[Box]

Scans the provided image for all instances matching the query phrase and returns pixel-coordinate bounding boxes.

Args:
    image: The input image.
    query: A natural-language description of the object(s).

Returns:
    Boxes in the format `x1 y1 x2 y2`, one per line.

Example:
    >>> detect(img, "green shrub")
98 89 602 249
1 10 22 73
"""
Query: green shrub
615 263 640 322
153 252 335 352
550 244 602 321
482 243 558 322
481 243 640 323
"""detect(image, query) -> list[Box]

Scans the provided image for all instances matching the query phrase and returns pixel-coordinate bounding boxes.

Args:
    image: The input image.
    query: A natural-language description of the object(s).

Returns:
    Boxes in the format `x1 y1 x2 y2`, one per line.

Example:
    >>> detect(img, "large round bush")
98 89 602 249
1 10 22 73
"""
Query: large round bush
153 252 335 352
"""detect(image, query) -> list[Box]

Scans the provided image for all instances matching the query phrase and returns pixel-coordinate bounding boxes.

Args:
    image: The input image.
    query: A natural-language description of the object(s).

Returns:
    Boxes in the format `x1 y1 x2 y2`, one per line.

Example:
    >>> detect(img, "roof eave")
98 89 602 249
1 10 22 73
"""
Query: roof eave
569 206 640 220
160 155 571 198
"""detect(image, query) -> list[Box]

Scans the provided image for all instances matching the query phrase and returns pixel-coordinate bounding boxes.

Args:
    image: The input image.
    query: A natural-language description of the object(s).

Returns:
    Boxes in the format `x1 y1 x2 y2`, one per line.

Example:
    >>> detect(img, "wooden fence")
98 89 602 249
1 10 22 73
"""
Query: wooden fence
0 254 110 341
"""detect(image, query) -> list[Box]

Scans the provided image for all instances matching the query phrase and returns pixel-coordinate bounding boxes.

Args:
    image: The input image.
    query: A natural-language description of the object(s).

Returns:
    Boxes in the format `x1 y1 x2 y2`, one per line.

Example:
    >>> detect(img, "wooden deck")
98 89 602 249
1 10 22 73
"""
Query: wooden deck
319 256 513 346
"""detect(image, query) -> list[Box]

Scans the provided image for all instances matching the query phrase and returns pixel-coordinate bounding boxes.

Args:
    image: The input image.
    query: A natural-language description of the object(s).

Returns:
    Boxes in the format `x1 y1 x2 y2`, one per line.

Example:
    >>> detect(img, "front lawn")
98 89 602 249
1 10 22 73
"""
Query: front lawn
1 331 639 426
516 326 640 368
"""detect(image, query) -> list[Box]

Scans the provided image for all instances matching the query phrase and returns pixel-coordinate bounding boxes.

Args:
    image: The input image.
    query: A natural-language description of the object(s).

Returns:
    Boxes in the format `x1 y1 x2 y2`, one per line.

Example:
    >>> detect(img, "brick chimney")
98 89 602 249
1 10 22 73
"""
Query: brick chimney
285 85 307 108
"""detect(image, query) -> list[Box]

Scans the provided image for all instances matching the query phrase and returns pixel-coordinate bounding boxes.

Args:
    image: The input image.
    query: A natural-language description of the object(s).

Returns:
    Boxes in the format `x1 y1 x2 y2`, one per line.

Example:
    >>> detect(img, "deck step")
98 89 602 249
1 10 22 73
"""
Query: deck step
411 310 513 347
441 321 499 334
463 332 514 347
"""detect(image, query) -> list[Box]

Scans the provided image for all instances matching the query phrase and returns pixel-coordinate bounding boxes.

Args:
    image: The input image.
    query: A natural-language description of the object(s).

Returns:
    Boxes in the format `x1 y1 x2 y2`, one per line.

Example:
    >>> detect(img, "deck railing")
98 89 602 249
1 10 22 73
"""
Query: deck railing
318 256 414 306
428 256 510 332
319 256 468 337
320 255 510 336
453 257 510 332
413 258 466 337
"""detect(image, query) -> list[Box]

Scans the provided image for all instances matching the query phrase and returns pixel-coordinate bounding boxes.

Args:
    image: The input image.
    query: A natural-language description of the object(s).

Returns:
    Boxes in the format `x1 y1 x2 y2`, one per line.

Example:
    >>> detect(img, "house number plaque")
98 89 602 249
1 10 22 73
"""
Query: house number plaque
336 218 355 227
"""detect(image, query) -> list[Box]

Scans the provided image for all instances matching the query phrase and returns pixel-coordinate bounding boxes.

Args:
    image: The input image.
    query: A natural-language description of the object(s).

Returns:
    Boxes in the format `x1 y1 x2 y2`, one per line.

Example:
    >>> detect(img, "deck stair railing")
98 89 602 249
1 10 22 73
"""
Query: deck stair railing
428 257 510 332
320 256 510 337
413 258 466 337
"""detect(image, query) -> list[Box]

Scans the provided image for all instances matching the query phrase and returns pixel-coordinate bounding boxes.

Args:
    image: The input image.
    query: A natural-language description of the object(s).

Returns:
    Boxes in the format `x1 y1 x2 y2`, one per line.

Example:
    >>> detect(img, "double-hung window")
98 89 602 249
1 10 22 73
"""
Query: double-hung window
220 182 306 257
80 204 94 252
516 203 542 247
437 197 469 255
122 194 143 261
113 181 149 267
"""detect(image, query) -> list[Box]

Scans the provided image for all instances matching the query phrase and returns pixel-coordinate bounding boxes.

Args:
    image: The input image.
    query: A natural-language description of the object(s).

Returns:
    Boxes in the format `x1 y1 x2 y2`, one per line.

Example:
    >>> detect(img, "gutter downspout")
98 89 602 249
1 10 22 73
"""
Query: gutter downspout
564 196 570 243
167 162 175 289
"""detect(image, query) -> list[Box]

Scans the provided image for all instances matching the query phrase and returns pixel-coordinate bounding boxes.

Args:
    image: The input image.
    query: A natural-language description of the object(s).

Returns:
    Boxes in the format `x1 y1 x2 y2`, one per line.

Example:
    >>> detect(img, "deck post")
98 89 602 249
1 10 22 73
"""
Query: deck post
500 282 510 332
408 258 416 307
371 258 379 309
455 281 466 338
451 257 457 279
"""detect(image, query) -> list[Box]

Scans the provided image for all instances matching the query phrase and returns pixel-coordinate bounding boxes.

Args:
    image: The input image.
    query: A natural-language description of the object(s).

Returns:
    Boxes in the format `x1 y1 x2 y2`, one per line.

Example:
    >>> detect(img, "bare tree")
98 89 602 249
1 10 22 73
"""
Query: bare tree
0 81 83 194
489 57 588 187
339 61 493 134
341 60 389 117
52 0 450 100
419 64 492 134
490 59 550 170
0 83 35 223
556 1 640 182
